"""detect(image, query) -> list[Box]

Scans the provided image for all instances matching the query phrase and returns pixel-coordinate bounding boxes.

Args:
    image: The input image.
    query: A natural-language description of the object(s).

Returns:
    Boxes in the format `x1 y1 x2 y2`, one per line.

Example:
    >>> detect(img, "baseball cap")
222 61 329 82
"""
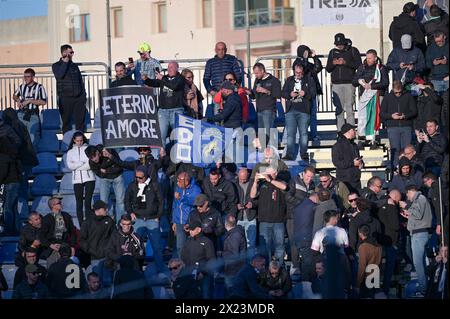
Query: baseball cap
340 123 357 134
138 42 151 53
334 33 346 45
93 200 108 210
25 264 39 273
188 220 202 231
194 194 208 207
403 2 418 14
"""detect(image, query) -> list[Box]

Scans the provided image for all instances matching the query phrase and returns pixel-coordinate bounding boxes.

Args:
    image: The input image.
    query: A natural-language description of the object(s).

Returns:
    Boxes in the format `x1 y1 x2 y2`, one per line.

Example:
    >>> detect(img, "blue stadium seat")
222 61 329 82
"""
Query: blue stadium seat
60 129 78 152
123 170 135 188
61 194 77 217
18 197 30 219
274 101 285 127
59 173 74 195
36 130 60 153
60 153 71 173
85 109 92 130
40 109 61 131
0 240 18 264
89 129 103 146
119 149 139 162
93 108 101 129
32 152 59 174
30 174 58 197
31 196 52 215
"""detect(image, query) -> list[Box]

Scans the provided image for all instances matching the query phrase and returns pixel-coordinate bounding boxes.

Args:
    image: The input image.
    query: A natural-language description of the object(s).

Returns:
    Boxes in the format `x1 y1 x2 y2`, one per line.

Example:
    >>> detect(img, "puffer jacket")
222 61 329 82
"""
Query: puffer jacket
80 214 115 259
67 144 95 184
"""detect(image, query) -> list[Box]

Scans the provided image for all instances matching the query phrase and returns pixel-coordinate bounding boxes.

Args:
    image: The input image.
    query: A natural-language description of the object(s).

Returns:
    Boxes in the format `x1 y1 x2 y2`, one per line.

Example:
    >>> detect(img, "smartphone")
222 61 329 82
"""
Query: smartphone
419 129 426 135
128 57 134 64
154 67 160 73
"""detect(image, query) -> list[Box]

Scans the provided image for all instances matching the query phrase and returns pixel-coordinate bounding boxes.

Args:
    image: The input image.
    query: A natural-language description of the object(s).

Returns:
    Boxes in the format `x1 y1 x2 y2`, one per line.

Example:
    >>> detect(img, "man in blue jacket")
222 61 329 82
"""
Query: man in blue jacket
203 42 243 98
230 254 271 299
172 172 201 257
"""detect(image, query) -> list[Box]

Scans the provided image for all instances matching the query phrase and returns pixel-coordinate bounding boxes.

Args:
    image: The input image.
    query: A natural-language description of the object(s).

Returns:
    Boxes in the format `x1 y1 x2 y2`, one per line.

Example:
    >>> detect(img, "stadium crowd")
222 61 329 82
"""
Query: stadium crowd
0 1 448 300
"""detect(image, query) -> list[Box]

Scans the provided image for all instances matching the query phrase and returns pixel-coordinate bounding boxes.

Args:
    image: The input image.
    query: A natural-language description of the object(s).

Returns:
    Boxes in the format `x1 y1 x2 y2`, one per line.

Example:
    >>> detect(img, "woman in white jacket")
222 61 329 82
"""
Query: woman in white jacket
66 131 96 225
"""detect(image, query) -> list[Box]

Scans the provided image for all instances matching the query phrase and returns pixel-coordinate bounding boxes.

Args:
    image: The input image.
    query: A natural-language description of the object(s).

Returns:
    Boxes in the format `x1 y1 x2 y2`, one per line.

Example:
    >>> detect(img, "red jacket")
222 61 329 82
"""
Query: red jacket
213 87 249 122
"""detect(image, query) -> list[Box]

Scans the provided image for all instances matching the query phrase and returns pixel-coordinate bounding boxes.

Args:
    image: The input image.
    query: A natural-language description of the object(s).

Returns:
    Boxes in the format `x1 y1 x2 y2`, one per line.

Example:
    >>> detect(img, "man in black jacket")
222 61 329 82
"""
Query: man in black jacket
207 80 242 128
52 44 86 133
168 258 202 299
12 264 49 299
180 220 216 299
423 172 447 241
222 214 246 294
86 145 127 221
423 4 449 45
360 176 387 210
331 123 363 193
377 189 401 297
281 64 314 161
326 33 362 131
145 61 185 145
202 168 237 216
292 45 323 142
285 166 315 272
389 2 425 51
414 83 443 133
106 214 145 267
40 196 77 268
250 167 287 265
13 249 48 289
111 255 153 299
18 212 43 260
188 194 225 250
380 81 418 169
80 200 115 273
110 62 137 87
125 166 165 274
235 168 257 256
47 244 86 298
417 119 448 176
352 49 390 148
247 62 281 138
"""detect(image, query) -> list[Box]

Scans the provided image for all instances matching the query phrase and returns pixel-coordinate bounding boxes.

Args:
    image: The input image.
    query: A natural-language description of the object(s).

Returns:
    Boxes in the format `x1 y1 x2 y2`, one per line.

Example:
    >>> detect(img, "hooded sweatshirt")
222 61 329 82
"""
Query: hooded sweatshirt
388 157 423 193
406 191 433 233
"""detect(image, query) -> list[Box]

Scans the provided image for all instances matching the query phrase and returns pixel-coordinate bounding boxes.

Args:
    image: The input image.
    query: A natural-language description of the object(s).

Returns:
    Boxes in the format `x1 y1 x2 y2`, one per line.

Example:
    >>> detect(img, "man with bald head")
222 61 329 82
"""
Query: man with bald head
378 189 401 297
145 60 185 145
250 146 289 181
235 168 257 255
203 42 243 97
401 144 424 173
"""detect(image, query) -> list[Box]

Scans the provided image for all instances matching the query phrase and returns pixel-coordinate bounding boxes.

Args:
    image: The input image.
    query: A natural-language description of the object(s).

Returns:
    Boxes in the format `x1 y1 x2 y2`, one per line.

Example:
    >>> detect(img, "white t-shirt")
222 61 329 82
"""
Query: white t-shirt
311 225 349 254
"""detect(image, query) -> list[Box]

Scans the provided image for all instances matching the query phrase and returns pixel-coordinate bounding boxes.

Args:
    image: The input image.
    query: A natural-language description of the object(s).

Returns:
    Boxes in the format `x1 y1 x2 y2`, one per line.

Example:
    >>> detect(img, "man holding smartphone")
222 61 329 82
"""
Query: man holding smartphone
52 44 86 133
127 42 162 86
380 80 418 170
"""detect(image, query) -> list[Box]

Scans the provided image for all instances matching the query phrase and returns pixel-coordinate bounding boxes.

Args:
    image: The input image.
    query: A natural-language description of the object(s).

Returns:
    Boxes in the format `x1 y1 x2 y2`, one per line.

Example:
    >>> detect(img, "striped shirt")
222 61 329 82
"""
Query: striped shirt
14 82 47 114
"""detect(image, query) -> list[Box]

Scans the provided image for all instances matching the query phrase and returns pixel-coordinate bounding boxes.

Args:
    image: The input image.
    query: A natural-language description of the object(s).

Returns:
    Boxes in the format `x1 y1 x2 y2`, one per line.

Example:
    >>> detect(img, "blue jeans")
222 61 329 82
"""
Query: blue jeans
258 222 285 265
237 217 257 259
158 107 184 146
383 246 397 295
134 218 166 274
174 223 188 258
99 175 125 221
309 98 318 139
285 111 310 159
431 79 449 94
4 183 21 235
17 113 40 147
257 110 275 138
411 232 429 294
387 127 412 169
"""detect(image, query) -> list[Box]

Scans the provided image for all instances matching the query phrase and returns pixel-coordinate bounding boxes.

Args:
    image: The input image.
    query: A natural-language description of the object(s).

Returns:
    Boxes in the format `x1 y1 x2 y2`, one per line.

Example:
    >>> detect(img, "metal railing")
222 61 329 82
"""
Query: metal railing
0 62 109 118
234 7 295 29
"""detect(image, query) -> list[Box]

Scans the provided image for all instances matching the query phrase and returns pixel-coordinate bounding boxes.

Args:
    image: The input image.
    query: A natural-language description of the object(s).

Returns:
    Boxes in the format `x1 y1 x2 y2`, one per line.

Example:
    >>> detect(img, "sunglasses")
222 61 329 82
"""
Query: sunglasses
348 198 358 203
68 51 74 54
135 176 145 180
225 78 235 81
320 180 330 184
169 265 181 271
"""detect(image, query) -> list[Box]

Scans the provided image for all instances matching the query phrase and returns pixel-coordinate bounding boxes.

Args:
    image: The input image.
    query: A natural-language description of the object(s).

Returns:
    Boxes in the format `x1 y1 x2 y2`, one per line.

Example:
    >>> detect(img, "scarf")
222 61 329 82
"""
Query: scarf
53 211 67 240
137 177 151 198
